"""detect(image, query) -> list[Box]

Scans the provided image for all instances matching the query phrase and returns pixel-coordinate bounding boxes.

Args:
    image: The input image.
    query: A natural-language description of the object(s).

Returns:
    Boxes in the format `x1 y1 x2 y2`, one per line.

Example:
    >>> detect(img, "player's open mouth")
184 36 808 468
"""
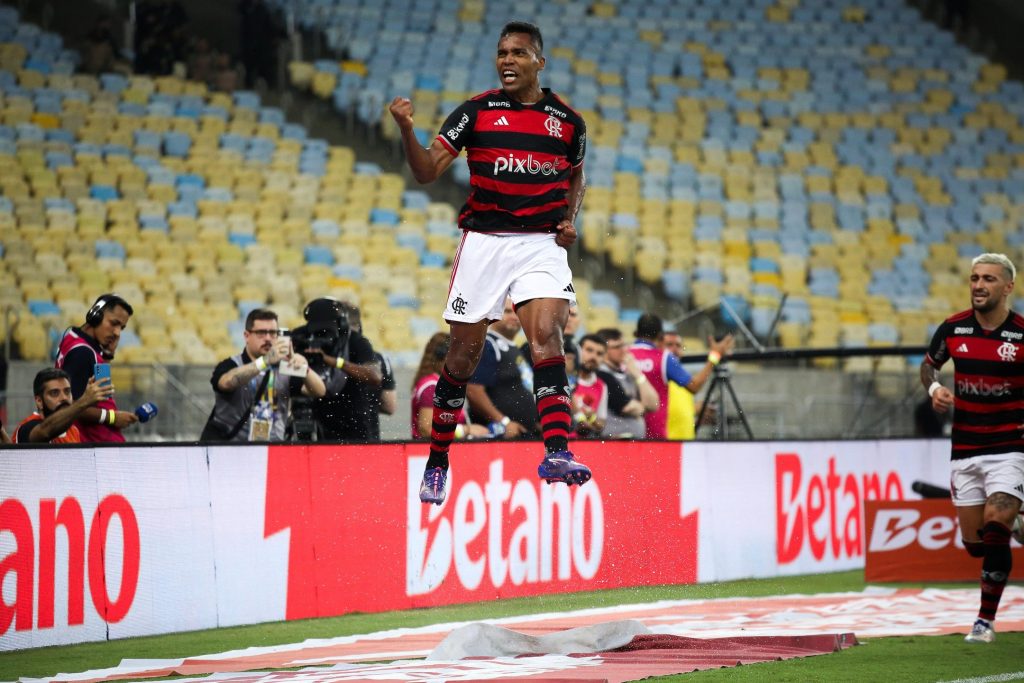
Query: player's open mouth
502 70 517 83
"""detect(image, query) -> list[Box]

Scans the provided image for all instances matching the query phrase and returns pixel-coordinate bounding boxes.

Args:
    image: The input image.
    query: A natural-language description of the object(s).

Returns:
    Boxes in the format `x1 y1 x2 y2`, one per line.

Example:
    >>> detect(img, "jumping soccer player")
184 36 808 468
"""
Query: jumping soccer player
389 20 589 504
921 252 1024 643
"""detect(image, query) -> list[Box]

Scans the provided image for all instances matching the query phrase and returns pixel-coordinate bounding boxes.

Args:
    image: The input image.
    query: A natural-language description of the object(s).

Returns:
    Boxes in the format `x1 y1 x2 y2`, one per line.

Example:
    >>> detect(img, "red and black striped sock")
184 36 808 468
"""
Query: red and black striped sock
427 366 468 471
978 520 1012 622
533 356 571 455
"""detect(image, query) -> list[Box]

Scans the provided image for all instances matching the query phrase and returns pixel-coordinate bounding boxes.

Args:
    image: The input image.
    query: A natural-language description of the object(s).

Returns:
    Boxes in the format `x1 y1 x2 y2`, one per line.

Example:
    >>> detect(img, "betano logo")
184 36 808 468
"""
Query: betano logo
406 459 603 595
493 153 559 176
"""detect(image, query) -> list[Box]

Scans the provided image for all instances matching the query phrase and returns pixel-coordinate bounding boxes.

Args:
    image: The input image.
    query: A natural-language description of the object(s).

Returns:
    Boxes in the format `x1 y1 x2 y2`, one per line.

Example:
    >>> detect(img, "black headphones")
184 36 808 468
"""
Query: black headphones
85 293 132 327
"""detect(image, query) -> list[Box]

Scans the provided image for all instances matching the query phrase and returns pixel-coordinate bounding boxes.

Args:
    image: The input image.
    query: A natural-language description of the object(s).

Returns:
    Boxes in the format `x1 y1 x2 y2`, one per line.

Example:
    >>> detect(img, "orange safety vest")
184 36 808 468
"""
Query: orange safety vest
13 412 82 444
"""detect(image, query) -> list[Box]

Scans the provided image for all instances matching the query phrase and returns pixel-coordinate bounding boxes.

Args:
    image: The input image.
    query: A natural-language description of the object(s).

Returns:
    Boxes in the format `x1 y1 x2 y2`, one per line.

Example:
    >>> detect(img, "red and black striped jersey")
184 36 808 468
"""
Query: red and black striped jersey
436 88 586 234
925 309 1024 460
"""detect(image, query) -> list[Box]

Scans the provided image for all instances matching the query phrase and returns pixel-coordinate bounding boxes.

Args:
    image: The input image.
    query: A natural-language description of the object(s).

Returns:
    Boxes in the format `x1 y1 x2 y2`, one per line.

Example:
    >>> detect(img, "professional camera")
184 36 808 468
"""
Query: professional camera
288 297 350 370
286 297 353 442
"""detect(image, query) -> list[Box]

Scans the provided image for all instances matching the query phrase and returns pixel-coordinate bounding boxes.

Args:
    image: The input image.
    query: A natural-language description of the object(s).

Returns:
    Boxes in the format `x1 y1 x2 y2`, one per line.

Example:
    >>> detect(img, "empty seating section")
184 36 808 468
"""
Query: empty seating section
6 1 1024 369
0 8 506 365
288 0 1024 365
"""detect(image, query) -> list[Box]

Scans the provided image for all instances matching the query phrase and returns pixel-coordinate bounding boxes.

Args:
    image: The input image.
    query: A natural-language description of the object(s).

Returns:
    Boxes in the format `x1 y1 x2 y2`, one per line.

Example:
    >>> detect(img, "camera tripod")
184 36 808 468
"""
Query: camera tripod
695 364 754 440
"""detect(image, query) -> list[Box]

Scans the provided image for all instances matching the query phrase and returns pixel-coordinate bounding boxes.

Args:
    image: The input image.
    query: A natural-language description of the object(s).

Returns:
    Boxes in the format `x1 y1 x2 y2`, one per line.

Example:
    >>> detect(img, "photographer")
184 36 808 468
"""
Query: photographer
293 298 381 441
201 308 325 442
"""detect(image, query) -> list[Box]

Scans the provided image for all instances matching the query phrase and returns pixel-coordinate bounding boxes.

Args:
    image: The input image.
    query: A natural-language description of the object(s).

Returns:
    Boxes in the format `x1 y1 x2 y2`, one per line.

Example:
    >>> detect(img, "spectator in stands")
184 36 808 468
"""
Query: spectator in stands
921 252 1024 643
55 294 138 443
0 422 9 444
662 330 716 440
201 308 325 442
239 0 285 89
134 0 189 76
304 301 382 441
411 333 488 440
213 53 240 92
944 0 971 33
571 334 608 438
82 15 121 75
187 37 215 86
467 298 536 439
13 369 113 444
390 21 589 504
595 327 659 439
630 313 734 439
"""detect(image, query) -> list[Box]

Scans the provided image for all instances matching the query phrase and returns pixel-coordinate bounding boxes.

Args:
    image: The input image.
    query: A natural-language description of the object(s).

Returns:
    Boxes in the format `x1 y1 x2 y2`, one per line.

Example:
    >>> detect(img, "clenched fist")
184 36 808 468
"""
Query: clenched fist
389 97 415 131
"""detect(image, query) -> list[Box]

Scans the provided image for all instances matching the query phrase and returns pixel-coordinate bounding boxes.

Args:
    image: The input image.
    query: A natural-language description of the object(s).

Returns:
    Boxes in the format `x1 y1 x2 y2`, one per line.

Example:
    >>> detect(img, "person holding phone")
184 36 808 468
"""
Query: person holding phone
201 308 326 442
13 369 114 444
54 293 138 442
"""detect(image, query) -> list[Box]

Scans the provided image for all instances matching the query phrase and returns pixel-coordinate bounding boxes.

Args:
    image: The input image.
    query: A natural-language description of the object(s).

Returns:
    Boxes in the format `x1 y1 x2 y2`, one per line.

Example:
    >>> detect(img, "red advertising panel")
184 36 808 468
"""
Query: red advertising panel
264 441 696 619
864 499 1024 582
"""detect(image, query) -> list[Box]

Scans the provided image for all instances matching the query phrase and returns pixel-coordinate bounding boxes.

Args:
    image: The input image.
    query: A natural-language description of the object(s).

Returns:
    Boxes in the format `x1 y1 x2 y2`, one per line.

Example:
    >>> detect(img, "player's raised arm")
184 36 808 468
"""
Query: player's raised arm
389 96 457 184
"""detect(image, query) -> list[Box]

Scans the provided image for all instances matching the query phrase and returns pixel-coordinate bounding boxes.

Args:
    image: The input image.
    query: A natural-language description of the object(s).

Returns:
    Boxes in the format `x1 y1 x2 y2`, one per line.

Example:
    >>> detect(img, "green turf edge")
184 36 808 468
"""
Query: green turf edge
0 571 1016 682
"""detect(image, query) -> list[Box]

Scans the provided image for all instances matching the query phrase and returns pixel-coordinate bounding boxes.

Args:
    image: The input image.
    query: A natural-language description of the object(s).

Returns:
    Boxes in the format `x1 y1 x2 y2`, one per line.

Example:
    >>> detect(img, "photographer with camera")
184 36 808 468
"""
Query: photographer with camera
292 298 382 441
201 308 325 442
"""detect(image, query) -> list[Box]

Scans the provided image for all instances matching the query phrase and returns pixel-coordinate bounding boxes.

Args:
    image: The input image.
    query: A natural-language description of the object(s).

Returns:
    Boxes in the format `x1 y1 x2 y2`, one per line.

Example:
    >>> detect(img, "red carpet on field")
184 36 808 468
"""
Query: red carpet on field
26 587 1024 683
87 632 857 683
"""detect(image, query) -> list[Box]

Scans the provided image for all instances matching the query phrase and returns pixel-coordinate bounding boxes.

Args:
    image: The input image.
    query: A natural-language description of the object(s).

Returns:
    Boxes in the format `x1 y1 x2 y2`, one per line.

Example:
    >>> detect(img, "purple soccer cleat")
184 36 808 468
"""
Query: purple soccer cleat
419 466 449 505
538 450 592 486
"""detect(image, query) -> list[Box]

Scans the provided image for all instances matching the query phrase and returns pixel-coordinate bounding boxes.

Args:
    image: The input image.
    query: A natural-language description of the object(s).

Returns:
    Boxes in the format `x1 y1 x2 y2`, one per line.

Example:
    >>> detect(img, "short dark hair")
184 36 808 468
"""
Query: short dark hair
245 308 278 331
578 333 606 348
634 313 664 340
500 21 543 55
104 294 134 317
34 368 70 398
595 327 623 343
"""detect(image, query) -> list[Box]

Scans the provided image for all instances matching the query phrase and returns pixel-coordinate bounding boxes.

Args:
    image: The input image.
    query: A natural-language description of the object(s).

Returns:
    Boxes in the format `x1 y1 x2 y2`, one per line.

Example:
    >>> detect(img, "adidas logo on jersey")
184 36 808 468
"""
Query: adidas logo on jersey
493 116 510 126
956 343 969 353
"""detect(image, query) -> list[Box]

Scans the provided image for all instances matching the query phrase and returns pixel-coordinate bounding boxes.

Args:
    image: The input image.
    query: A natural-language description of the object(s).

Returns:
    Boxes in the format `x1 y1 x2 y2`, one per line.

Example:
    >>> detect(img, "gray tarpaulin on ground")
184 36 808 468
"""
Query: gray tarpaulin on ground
426 620 652 660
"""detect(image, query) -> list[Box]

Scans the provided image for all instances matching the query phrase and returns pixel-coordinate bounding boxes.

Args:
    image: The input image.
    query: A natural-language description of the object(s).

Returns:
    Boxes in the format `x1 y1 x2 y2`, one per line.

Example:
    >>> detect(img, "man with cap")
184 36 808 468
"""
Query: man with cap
300 298 382 441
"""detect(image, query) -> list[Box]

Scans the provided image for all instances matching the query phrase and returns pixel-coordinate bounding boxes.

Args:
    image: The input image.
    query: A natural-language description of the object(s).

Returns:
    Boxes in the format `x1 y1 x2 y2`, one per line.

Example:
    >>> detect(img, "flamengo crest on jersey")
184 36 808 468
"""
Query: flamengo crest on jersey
436 88 587 234
925 309 1024 459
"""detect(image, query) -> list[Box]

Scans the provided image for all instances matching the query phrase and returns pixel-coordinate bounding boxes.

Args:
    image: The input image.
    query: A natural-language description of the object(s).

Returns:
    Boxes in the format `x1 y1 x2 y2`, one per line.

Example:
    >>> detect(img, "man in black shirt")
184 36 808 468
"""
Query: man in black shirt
468 298 536 437
305 300 382 441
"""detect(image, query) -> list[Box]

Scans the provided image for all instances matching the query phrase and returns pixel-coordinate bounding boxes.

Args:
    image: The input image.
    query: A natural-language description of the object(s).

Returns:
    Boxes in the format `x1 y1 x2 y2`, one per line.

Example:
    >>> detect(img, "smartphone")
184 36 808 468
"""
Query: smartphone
94 363 112 383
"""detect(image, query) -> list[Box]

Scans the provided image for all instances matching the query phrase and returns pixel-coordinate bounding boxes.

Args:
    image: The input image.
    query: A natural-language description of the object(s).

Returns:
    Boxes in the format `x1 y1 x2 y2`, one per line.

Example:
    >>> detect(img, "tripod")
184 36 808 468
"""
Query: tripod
695 364 754 439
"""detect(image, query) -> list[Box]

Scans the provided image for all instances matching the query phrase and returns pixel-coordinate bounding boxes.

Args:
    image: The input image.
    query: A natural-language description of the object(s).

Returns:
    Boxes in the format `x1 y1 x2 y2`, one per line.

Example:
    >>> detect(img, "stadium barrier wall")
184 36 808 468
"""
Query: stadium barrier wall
864 499 1024 582
0 439 952 650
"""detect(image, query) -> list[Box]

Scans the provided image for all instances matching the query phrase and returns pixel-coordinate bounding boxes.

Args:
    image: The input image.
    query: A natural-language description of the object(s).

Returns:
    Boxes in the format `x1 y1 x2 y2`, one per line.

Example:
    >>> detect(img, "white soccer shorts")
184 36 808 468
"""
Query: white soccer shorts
950 452 1024 506
443 231 576 324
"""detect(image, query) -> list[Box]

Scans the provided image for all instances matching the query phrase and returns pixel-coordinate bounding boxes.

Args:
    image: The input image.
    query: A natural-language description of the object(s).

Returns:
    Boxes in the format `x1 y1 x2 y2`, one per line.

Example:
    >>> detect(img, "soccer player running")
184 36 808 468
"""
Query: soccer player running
389 21 589 504
921 252 1024 643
